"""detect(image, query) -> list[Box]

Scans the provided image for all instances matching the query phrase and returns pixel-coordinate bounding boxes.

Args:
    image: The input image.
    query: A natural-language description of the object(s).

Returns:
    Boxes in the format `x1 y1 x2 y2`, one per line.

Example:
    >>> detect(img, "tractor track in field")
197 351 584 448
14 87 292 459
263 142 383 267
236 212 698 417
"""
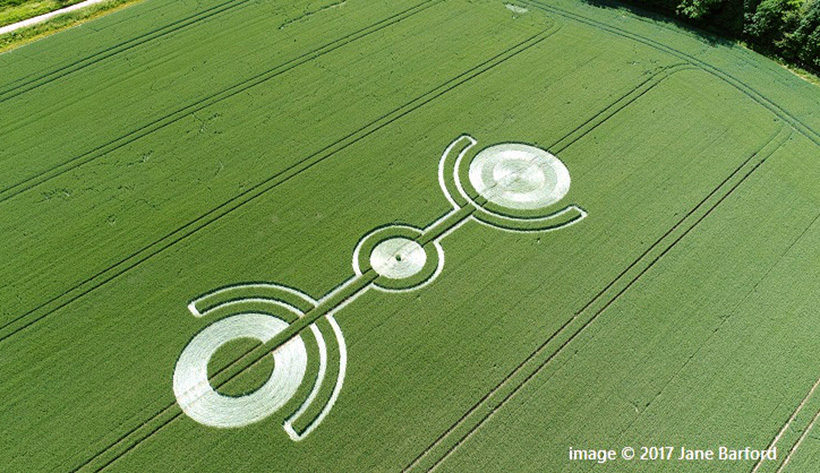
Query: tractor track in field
577 211 820 473
770 403 820 473
0 0 267 101
549 62 694 153
8 1 817 469
0 0 442 203
72 273 377 473
403 2 820 468
751 262 820 472
523 2 820 470
523 0 820 148
347 62 691 362
75 194 480 472
21 25 566 472
0 34 665 348
752 379 820 473
0 18 560 347
408 123 793 472
573 203 820 473
0 0 445 340
402 67 703 471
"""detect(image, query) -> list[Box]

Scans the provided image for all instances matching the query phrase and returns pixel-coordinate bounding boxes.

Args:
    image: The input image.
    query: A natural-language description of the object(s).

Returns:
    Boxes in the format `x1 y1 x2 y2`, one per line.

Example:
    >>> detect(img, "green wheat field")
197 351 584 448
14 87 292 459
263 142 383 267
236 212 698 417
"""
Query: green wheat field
2 0 820 471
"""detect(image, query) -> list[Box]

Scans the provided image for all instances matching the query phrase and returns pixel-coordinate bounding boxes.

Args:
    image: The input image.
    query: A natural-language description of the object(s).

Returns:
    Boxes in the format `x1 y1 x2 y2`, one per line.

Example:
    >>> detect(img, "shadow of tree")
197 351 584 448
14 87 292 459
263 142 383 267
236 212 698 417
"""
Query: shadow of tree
578 0 738 48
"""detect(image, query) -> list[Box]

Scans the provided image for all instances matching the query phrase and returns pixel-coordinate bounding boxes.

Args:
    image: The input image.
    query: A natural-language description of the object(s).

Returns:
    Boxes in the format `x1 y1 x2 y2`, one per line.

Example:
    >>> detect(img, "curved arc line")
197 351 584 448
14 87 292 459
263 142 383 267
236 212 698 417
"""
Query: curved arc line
188 283 319 317
0 15 558 348
195 298 307 323
469 205 587 234
522 0 820 147
64 25 577 470
438 134 477 209
408 129 794 473
451 139 582 225
299 314 348 439
283 323 329 441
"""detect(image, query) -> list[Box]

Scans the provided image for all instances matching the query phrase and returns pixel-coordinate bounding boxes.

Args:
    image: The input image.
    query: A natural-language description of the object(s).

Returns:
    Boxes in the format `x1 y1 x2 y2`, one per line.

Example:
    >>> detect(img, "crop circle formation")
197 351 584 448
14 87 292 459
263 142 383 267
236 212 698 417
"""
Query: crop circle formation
369 237 427 279
468 143 570 210
354 225 443 291
173 313 307 428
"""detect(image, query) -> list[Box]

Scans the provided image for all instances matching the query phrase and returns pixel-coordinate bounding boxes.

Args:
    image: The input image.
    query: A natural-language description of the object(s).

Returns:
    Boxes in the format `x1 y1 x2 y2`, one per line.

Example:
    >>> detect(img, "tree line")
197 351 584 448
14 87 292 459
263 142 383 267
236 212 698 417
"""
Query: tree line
628 0 820 72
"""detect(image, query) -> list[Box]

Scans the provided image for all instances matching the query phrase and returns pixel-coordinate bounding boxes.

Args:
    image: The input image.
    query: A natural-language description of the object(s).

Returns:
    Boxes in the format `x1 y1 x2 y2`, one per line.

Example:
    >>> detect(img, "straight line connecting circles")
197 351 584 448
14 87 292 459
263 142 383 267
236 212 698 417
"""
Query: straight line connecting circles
172 134 587 440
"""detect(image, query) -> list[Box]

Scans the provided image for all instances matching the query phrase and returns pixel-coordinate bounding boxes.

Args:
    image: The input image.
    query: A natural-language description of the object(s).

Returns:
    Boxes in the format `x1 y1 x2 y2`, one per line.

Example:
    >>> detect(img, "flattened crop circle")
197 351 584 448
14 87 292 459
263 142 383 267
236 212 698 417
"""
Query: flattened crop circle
353 225 442 292
369 238 427 279
173 313 307 428
468 143 570 210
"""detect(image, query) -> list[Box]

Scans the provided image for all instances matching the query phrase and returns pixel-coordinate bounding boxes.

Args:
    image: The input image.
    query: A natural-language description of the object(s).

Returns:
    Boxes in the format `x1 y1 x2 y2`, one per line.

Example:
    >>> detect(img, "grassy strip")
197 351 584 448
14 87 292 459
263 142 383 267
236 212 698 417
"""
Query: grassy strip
728 37 820 87
0 0 86 27
0 0 141 53
778 59 820 87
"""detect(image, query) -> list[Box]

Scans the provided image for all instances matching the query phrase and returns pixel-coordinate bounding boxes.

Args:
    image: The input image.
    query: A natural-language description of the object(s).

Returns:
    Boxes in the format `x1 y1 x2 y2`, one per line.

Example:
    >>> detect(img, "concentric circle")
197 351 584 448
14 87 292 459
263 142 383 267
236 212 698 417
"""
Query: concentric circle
468 143 570 210
173 313 307 428
369 237 427 279
353 225 443 291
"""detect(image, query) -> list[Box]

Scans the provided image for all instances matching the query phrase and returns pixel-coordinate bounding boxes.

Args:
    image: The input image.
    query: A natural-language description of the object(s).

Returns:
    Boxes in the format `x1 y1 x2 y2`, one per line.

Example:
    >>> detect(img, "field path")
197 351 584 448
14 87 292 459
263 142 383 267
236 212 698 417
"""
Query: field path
0 0 110 35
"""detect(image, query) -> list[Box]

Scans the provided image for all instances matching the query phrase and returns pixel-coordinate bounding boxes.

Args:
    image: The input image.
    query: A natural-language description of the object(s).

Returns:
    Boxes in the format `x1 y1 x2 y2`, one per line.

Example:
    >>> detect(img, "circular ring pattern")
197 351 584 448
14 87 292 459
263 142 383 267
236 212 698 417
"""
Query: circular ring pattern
353 225 443 291
173 313 307 428
468 143 570 210
369 237 427 279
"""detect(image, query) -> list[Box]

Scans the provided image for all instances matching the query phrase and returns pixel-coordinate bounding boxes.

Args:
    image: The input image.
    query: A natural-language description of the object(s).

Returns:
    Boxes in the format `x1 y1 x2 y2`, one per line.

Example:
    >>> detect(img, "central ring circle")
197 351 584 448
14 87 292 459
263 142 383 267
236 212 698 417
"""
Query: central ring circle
468 143 570 210
369 237 426 280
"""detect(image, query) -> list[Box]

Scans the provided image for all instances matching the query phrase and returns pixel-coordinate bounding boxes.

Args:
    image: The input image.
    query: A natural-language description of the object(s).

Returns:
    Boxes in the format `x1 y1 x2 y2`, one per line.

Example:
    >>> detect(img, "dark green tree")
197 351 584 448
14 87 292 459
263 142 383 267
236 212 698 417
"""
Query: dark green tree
793 0 820 68
676 0 747 34
745 0 803 52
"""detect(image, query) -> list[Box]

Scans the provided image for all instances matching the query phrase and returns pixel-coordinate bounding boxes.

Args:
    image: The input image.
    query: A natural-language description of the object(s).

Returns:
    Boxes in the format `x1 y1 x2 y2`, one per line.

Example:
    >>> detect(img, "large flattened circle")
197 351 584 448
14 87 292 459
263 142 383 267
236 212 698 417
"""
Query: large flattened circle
173 313 307 428
468 143 570 210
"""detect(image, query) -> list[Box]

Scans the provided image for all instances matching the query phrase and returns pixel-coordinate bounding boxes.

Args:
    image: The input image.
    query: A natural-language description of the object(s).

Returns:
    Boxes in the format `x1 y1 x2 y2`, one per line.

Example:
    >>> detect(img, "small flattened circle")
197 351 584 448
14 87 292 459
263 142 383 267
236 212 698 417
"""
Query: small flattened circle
369 237 426 280
468 143 570 210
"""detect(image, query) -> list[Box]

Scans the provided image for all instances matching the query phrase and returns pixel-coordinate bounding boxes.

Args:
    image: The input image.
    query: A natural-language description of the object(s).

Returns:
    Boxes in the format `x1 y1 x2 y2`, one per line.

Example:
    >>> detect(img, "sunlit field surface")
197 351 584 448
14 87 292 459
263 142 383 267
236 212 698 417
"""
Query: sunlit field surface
2 0 820 471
